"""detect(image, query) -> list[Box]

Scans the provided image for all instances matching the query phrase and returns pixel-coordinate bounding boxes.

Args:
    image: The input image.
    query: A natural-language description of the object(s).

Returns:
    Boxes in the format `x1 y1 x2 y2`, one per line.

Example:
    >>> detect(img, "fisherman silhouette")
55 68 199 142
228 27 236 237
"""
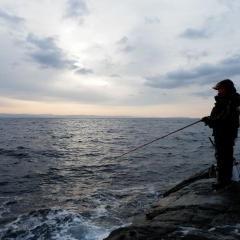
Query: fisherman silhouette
202 79 240 190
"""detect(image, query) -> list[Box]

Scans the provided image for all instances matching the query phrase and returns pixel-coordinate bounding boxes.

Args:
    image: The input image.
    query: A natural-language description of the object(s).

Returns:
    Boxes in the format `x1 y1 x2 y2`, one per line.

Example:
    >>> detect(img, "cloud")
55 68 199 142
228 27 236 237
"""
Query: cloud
110 74 121 78
122 45 135 52
0 8 24 25
180 28 210 39
182 50 209 62
65 0 89 22
75 67 94 75
145 54 240 89
144 16 160 24
116 36 135 53
117 36 128 45
179 16 222 40
26 34 76 69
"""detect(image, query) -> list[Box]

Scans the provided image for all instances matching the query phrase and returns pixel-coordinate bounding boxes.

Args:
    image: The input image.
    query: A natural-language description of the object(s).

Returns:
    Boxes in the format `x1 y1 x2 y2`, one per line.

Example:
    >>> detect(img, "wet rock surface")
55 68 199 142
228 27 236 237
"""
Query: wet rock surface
104 169 240 240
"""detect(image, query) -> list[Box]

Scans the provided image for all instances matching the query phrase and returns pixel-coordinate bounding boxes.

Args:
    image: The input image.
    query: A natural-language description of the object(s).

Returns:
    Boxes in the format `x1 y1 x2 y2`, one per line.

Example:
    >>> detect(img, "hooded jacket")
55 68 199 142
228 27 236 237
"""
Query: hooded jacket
207 92 240 140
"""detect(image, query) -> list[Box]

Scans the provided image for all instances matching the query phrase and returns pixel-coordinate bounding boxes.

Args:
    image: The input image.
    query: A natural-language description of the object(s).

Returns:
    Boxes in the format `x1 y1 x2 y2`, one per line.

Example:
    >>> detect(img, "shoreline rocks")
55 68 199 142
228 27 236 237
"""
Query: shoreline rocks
104 168 240 240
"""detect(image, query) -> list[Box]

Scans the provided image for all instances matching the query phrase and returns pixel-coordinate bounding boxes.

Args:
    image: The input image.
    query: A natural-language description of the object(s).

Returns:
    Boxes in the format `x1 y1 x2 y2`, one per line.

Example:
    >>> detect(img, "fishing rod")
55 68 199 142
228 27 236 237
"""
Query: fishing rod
114 119 202 160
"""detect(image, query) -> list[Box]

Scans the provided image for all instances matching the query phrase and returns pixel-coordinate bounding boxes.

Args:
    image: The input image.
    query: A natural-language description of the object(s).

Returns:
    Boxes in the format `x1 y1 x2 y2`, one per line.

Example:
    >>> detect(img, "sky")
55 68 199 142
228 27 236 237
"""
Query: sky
0 0 239 117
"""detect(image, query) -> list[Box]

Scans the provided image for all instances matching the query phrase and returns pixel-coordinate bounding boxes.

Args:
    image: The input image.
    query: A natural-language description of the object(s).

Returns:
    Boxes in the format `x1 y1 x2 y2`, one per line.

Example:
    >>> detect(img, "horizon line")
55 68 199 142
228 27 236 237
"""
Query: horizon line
0 113 199 119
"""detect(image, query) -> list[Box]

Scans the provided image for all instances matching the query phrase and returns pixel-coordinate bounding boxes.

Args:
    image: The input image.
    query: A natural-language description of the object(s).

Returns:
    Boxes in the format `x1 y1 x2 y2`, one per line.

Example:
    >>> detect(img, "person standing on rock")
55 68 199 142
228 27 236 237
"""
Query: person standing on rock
202 79 240 190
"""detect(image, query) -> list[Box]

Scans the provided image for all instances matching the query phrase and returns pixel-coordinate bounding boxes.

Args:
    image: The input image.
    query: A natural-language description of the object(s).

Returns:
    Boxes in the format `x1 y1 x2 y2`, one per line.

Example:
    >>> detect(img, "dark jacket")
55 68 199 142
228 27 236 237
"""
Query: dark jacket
206 93 240 140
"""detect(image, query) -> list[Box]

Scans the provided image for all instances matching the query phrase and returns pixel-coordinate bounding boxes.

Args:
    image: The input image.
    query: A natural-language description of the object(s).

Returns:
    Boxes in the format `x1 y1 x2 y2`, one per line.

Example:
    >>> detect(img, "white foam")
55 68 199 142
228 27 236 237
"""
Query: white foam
208 227 216 232
178 226 198 235
93 204 108 218
207 224 240 236
0 208 114 240
0 199 12 218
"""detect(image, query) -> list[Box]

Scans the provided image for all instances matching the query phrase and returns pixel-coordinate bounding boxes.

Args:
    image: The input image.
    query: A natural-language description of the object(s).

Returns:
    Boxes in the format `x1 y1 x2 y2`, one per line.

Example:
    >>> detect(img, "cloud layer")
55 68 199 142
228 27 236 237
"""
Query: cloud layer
0 0 239 116
26 34 77 69
145 54 240 89
0 8 24 24
65 0 89 22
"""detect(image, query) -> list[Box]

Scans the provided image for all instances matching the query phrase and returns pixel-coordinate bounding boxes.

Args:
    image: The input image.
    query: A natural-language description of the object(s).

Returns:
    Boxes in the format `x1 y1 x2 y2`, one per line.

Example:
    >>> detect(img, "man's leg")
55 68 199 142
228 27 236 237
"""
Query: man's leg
222 142 234 183
215 139 234 186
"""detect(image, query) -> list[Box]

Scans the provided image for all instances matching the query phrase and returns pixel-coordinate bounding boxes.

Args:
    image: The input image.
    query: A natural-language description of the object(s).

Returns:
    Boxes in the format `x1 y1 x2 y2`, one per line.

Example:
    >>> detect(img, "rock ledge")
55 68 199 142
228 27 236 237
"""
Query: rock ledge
104 169 240 240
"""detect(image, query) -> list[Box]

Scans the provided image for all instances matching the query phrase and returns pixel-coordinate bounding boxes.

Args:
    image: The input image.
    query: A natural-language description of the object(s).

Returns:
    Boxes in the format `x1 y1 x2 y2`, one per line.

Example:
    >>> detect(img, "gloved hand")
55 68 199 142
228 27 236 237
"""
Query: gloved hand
201 116 210 125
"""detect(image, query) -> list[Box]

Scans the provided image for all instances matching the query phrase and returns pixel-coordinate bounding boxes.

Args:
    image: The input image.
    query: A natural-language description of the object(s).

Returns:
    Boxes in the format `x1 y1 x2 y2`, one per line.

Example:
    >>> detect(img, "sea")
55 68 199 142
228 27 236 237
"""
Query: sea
0 118 239 240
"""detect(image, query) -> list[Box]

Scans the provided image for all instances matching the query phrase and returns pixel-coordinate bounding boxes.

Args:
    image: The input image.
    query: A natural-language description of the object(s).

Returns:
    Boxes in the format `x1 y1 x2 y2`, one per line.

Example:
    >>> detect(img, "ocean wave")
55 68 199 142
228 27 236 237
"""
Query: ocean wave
0 182 9 186
0 147 62 160
0 208 110 240
0 148 29 159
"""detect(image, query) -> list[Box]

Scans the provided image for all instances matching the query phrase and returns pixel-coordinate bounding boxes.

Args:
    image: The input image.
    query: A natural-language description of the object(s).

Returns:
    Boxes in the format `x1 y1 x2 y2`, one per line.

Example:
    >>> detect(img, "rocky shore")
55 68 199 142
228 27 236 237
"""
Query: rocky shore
104 168 240 240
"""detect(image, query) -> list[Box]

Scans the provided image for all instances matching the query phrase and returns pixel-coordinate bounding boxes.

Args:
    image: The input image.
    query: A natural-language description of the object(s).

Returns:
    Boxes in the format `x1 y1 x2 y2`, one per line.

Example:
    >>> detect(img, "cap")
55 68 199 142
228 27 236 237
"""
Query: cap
213 79 234 90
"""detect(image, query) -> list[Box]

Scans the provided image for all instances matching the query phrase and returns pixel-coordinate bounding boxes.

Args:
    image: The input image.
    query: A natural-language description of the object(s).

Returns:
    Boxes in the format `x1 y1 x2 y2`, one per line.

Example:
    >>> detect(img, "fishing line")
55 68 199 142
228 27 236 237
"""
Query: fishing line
112 119 202 160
